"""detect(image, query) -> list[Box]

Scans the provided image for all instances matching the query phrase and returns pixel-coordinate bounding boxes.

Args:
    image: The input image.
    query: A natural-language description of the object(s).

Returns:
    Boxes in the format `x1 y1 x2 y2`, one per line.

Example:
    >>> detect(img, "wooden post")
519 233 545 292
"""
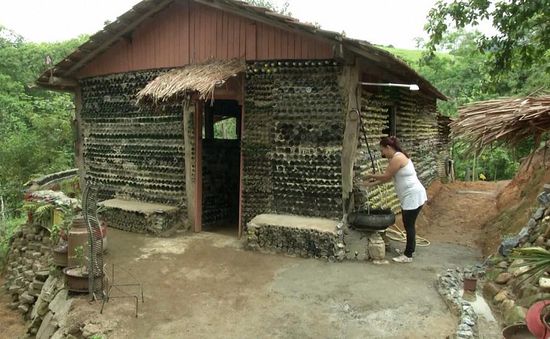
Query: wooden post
194 101 203 233
183 100 195 230
340 62 360 214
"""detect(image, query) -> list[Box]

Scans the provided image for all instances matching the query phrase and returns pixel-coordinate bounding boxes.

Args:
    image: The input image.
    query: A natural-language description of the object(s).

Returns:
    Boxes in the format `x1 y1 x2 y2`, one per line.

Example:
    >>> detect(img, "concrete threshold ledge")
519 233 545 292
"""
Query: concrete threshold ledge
100 198 179 215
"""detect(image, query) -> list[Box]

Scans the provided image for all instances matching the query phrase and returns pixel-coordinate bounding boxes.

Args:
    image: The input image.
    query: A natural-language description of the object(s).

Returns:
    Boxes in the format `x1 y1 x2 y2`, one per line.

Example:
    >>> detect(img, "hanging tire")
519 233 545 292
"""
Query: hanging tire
348 209 396 230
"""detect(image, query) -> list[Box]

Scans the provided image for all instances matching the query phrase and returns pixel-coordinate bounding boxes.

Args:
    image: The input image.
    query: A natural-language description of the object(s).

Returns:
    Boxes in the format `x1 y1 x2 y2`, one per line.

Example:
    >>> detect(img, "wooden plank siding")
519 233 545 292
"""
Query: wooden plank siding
78 1 334 78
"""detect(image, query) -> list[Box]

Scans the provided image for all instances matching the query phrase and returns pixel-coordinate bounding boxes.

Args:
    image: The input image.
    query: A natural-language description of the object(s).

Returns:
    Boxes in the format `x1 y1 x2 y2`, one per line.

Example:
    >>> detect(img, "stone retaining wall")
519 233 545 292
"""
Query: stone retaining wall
482 183 550 326
3 224 52 318
2 223 96 338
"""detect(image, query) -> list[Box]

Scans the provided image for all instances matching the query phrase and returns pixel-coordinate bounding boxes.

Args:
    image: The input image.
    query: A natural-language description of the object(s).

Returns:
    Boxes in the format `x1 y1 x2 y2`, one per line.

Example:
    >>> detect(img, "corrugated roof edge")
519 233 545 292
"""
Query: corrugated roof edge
35 0 446 100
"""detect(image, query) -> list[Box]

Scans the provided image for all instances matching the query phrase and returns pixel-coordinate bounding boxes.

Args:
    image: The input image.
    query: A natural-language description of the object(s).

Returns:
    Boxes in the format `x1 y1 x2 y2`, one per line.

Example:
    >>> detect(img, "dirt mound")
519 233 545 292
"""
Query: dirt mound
481 150 550 255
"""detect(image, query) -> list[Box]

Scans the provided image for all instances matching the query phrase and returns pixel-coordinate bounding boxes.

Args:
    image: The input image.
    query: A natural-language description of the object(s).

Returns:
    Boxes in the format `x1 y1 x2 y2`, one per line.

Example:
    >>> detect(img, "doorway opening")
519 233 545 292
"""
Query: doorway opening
200 99 241 235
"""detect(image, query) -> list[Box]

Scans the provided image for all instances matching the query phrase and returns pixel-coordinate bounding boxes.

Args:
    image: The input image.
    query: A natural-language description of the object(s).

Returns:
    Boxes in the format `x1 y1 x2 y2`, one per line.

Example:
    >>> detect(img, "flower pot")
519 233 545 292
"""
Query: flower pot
526 300 550 338
63 266 102 293
52 245 68 267
463 277 477 292
502 323 535 339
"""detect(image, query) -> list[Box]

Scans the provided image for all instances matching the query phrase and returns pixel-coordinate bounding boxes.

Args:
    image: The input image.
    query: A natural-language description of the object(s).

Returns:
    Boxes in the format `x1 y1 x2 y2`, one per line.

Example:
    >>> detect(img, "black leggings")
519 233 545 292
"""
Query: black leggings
402 205 423 258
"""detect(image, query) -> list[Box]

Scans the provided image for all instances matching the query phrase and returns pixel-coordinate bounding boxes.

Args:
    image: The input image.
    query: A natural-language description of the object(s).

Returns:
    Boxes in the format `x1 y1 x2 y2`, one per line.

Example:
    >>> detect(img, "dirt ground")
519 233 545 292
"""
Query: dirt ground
0 277 26 338
0 179 514 339
58 226 483 339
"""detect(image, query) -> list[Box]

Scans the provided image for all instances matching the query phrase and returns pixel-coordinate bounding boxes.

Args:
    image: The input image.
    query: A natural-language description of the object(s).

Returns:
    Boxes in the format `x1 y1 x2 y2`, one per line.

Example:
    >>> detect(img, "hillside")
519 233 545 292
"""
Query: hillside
482 150 550 255
379 46 453 65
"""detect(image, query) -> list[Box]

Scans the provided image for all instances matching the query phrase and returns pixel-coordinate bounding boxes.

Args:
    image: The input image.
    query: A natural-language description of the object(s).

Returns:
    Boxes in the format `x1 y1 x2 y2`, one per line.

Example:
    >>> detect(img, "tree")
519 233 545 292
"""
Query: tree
0 26 86 211
424 0 550 81
244 0 290 15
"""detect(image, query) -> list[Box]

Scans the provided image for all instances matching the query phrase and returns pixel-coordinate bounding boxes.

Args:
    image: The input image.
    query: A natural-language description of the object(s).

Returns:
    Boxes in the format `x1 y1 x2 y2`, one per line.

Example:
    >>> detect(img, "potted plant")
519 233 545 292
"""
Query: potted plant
63 245 102 293
510 247 550 285
509 247 550 337
49 204 78 267
51 223 69 267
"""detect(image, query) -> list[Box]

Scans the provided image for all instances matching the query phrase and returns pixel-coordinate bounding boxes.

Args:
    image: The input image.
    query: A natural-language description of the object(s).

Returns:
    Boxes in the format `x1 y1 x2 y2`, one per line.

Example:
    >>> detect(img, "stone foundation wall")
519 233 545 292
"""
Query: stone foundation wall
100 207 180 234
246 222 342 260
246 215 388 263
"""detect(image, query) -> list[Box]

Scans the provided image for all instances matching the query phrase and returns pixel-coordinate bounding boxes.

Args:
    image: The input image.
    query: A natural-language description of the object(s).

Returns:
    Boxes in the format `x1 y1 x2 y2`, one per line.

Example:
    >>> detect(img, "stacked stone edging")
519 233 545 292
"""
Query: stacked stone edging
3 224 52 316
436 267 479 338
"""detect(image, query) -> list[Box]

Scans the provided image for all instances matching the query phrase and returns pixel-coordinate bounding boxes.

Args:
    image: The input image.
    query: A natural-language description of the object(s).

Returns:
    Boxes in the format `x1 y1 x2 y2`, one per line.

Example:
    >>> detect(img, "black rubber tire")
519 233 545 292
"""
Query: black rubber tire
348 209 396 231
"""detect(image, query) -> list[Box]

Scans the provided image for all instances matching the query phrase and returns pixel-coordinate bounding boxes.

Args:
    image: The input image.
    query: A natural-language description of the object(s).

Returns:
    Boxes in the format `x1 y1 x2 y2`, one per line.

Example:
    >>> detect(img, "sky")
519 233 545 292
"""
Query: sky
0 0 495 49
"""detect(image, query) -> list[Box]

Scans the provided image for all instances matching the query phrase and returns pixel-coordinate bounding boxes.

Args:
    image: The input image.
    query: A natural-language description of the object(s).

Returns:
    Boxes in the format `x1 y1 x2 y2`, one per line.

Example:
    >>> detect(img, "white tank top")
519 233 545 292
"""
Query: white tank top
393 152 427 210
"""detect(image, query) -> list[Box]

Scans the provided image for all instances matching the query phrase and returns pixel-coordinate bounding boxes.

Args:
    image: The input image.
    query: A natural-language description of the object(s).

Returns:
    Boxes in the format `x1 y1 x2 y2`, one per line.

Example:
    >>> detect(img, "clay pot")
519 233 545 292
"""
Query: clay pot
63 266 102 293
502 323 535 339
464 277 477 292
52 245 68 267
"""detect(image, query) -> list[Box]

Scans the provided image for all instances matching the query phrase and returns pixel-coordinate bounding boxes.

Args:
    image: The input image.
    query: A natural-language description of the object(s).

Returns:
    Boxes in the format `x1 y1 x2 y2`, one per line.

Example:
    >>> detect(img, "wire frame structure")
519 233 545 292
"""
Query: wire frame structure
82 185 105 300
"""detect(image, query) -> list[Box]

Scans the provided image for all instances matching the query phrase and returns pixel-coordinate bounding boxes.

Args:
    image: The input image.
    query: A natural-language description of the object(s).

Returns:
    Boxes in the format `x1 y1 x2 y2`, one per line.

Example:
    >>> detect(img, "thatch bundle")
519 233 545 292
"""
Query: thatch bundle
136 58 245 104
451 94 550 150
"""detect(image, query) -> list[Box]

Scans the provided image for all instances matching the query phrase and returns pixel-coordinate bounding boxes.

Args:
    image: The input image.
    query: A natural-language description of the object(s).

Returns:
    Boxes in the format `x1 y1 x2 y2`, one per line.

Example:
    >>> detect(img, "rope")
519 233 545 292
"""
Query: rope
385 223 431 247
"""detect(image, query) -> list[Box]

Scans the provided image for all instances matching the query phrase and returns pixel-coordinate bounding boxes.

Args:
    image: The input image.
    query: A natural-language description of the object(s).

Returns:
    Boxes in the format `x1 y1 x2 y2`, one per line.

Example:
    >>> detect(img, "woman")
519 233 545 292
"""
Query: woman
364 136 427 263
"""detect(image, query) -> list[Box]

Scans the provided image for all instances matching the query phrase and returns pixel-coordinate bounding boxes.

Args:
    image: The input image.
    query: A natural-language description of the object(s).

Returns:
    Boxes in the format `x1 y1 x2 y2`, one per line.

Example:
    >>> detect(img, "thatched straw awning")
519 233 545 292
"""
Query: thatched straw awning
451 94 550 150
136 59 246 104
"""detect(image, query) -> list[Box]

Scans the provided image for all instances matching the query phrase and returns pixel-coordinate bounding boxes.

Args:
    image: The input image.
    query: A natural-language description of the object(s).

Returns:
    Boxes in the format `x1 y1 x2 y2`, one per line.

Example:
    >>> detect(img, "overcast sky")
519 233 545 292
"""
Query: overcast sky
0 0 494 49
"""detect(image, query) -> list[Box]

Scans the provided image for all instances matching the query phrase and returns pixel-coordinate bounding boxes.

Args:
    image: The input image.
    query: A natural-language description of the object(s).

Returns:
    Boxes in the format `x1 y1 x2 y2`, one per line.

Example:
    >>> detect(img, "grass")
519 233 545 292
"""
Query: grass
378 46 454 65
0 215 26 270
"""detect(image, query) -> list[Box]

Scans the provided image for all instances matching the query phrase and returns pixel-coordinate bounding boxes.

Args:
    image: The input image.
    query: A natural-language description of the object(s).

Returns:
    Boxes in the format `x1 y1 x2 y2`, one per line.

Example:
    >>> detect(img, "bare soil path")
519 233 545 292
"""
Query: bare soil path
411 181 509 250
0 277 26 339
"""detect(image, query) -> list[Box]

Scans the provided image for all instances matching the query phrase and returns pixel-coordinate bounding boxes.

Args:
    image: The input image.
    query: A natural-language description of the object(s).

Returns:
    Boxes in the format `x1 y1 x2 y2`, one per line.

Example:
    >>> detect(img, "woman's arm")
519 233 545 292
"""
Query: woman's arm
364 155 405 185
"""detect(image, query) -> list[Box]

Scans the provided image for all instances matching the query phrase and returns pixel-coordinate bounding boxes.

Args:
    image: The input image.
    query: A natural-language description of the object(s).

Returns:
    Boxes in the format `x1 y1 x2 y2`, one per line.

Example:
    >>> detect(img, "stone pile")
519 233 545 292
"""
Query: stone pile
482 183 550 326
3 224 52 318
436 267 478 338
28 275 71 338
342 227 386 262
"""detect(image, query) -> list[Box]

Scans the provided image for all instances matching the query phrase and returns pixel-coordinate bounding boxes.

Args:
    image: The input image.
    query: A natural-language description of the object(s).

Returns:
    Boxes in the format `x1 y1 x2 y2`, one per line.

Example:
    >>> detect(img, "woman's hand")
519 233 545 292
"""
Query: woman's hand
363 178 378 187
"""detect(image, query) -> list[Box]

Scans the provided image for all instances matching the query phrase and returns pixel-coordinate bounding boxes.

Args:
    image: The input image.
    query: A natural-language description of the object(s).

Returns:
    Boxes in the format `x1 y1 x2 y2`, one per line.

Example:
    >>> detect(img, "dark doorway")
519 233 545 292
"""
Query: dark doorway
201 99 241 234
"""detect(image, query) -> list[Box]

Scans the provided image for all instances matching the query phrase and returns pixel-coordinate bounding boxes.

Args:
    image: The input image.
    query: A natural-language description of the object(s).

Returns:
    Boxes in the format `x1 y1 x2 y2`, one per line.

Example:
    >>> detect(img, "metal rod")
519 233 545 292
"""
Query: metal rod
359 82 419 91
